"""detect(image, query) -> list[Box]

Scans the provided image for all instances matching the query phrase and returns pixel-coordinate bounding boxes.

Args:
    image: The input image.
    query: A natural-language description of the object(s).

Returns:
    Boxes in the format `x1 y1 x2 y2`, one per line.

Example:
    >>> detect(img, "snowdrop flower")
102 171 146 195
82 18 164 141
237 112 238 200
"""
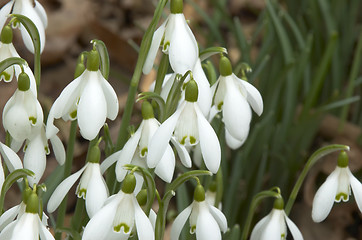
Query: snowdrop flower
23 124 65 186
143 0 198 75
46 49 119 141
102 101 191 184
0 190 54 240
312 150 362 222
3 71 43 144
211 56 263 149
82 174 154 240
148 79 221 173
0 0 47 53
47 144 108 218
0 25 37 93
171 184 227 240
0 141 23 191
250 198 303 240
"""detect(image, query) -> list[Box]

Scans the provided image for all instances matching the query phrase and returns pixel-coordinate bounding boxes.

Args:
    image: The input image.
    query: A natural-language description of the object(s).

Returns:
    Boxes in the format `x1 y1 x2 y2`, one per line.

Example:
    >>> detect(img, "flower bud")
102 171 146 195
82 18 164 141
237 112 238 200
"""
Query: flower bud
74 62 86 78
337 150 349 168
22 186 33 204
25 192 39 214
1 25 13 44
185 79 198 102
17 72 31 91
194 184 205 202
122 174 136 194
87 144 101 164
219 56 232 77
136 189 148 206
141 101 154 120
273 197 284 210
171 0 183 14
86 50 100 72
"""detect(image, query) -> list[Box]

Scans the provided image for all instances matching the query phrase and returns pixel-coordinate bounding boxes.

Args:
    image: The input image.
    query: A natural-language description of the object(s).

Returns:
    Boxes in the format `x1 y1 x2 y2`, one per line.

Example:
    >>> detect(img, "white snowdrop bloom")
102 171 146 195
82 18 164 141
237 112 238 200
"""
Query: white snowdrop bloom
0 191 54 240
46 50 119 141
148 79 221 173
0 141 23 192
102 101 191 183
23 125 65 186
142 0 198 75
47 145 108 218
312 151 362 222
250 198 303 240
0 25 37 94
3 71 43 144
171 185 227 240
0 0 47 53
211 56 263 149
82 174 154 240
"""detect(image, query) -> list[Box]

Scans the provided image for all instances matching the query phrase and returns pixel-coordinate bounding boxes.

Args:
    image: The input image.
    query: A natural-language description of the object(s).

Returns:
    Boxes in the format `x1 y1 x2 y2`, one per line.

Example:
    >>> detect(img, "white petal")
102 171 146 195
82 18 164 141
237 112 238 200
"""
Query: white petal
225 129 245 150
133 197 155 240
82 195 122 240
250 214 270 240
0 163 3 197
115 125 143 182
11 213 38 240
223 82 251 141
348 169 362 213
105 230 130 240
160 73 176 101
143 20 167 74
78 72 107 140
312 167 340 222
47 164 87 213
285 214 303 240
171 204 193 240
148 103 184 168
134 172 144 195
196 203 222 240
168 14 198 74
195 104 221 174
208 205 228 233
154 144 175 182
171 137 191 168
149 209 157 230
49 135 65 165
0 2 12 31
38 217 55 240
238 75 263 116
101 150 121 174
0 219 16 239
24 135 46 185
193 59 212 117
0 205 20 231
0 142 23 171
99 71 119 120
85 164 109 218
259 210 284 240
34 1 48 28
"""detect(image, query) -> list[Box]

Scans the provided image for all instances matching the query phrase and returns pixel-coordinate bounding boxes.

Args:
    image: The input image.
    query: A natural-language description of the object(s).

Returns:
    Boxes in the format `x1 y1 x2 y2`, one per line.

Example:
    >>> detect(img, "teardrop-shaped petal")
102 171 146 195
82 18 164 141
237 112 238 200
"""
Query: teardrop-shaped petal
24 134 46 185
250 214 271 240
0 142 23 172
0 2 12 31
99 71 119 120
47 164 88 213
208 205 227 233
171 203 193 240
237 75 263 116
312 167 340 222
0 219 16 239
225 129 245 150
0 204 20 231
171 137 191 168
49 135 65 165
85 163 109 218
195 104 220 174
223 81 251 141
11 213 39 240
78 72 107 140
148 103 184 168
260 210 284 240
143 20 167 74
348 169 362 213
133 197 155 240
168 14 198 74
154 144 175 183
101 150 121 174
38 217 55 240
285 214 303 240
193 59 212 117
196 203 222 240
34 1 48 28
82 194 122 240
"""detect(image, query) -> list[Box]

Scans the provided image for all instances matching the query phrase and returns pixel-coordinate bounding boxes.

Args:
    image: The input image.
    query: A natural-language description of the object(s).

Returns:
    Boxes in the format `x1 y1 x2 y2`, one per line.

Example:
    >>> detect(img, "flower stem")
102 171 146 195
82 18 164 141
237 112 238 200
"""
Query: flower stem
55 120 77 240
284 144 350 215
70 198 85 232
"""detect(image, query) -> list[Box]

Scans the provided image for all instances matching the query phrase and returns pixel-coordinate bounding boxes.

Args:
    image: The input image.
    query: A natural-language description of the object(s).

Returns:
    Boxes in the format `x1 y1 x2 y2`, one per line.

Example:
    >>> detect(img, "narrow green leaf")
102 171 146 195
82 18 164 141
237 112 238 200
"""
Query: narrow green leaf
166 170 212 194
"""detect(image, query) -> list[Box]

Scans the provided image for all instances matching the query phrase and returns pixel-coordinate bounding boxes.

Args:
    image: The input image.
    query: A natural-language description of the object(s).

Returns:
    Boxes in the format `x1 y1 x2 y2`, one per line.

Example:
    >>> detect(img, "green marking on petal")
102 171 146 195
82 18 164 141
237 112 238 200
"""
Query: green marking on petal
141 147 148 157
114 223 130 234
44 146 50 154
217 102 223 110
29 117 37 125
281 233 286 240
70 110 77 119
190 136 196 145
77 188 87 199
163 42 170 52
335 192 349 202
0 71 11 81
190 225 196 234
181 136 187 145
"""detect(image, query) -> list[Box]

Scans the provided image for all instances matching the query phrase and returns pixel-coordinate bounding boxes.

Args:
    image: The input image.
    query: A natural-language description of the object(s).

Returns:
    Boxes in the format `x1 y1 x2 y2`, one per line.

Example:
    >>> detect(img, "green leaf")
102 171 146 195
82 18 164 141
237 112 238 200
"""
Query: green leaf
91 39 110 79
0 169 34 213
199 47 228 61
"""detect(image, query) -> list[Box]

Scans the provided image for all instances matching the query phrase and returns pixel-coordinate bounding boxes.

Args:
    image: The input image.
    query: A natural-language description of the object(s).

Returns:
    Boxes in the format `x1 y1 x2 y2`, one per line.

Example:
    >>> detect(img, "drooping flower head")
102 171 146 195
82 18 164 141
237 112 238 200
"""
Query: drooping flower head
46 49 119 141
211 56 263 149
82 174 154 240
0 0 47 53
250 198 303 240
171 184 227 240
143 0 198 75
148 79 221 174
312 150 362 222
